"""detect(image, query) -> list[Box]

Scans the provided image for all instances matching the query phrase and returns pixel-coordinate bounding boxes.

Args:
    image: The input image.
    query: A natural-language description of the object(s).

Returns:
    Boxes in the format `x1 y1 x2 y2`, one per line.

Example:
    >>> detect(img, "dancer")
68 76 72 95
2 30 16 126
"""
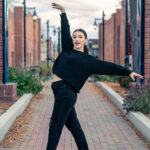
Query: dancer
46 2 144 150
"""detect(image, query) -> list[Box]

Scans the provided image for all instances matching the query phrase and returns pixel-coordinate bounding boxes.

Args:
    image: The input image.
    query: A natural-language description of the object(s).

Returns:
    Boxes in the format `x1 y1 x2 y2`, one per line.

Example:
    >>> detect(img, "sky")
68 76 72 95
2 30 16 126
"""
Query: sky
8 0 122 40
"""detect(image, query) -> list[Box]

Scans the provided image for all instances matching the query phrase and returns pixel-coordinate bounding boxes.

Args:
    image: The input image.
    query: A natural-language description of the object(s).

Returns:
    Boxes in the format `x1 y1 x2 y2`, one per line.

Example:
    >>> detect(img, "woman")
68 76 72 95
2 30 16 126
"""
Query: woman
46 2 144 150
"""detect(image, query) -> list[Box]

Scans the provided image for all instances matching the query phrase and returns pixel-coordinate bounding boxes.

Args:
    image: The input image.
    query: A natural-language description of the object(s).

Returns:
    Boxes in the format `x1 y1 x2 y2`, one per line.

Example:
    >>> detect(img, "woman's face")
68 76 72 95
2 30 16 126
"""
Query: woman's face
72 31 88 51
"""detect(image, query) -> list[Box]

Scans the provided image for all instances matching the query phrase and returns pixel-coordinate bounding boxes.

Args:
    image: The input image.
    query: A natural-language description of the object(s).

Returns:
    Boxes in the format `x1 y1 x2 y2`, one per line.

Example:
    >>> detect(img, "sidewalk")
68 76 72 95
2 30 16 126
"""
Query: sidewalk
0 79 149 150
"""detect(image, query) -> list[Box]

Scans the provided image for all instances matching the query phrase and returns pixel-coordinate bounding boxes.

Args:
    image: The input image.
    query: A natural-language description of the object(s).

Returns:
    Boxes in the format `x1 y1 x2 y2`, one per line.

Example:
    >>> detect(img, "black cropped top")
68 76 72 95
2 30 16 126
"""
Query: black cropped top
52 12 133 93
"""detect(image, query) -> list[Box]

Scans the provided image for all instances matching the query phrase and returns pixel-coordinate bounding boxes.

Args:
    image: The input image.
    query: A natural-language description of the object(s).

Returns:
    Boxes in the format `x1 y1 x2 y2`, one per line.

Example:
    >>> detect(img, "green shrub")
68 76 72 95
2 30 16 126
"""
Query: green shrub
92 74 132 88
123 84 150 114
116 76 132 88
92 74 119 83
8 67 43 96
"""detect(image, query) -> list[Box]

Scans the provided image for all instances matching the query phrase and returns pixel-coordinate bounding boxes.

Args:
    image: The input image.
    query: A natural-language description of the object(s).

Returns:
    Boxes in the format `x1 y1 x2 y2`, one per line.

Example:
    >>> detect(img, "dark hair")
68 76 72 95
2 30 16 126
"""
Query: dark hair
72 28 89 54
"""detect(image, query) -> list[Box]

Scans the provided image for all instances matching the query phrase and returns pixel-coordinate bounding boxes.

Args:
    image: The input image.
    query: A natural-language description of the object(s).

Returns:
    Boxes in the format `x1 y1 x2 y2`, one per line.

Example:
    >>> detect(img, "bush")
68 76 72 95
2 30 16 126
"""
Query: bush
9 67 43 96
92 74 119 83
92 74 132 88
123 84 150 114
116 76 132 88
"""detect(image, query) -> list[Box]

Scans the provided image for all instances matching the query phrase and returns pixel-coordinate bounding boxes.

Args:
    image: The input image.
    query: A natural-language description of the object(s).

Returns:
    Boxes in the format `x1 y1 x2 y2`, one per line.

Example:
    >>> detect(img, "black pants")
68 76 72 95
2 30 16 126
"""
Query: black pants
46 80 89 150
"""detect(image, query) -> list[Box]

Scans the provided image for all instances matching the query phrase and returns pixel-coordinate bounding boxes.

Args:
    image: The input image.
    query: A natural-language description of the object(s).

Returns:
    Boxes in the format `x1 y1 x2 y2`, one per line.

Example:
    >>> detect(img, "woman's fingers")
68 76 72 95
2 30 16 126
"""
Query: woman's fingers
134 72 144 79
51 3 63 10
130 72 144 81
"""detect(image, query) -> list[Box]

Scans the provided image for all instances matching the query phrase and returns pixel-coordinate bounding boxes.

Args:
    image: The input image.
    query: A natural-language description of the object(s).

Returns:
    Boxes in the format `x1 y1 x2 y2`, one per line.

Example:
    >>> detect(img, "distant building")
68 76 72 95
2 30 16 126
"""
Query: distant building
41 37 53 64
88 39 99 58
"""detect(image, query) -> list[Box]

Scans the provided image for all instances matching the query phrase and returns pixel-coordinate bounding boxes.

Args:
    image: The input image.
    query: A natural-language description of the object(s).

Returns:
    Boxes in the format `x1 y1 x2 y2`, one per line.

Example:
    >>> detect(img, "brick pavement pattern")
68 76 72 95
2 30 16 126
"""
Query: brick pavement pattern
0 79 149 150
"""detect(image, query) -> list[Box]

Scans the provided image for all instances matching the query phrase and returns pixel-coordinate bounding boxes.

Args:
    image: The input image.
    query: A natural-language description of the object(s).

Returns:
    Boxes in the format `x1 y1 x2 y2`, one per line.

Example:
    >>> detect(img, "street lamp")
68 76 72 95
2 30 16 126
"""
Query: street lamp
57 27 61 55
46 20 56 77
23 0 37 69
125 0 129 67
93 18 101 30
93 11 105 60
27 7 38 20
3 0 9 83
88 40 93 55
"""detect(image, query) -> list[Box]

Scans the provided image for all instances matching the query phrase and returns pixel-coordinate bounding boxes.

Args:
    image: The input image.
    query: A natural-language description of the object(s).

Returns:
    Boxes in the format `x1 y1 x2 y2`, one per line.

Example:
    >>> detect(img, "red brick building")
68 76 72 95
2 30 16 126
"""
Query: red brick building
98 0 150 85
144 0 150 83
8 6 41 69
98 1 128 66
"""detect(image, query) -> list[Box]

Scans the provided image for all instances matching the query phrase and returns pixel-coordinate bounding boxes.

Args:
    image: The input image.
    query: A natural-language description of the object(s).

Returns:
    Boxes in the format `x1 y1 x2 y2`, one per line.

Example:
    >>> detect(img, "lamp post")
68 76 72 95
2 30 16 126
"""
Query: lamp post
53 41 56 62
46 20 50 78
3 0 9 83
93 11 105 60
52 29 56 62
88 40 93 55
27 7 37 20
23 0 37 69
46 20 56 77
23 0 26 69
57 27 61 55
125 0 129 67
102 11 105 61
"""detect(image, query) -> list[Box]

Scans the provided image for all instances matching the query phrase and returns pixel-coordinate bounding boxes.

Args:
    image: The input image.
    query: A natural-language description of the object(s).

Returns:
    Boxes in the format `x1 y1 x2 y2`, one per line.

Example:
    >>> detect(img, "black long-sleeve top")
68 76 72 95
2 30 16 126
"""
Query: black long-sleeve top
52 12 133 93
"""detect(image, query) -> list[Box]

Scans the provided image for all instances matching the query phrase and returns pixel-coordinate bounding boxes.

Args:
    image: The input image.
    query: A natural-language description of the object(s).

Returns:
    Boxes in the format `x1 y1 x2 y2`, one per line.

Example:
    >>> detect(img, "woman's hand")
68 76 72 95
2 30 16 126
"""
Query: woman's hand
51 3 65 13
129 72 144 81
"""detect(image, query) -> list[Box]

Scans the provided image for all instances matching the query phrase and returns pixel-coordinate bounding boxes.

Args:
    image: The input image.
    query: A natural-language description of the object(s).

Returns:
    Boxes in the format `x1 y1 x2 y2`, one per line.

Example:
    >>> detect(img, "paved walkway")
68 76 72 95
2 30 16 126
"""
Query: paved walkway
0 79 149 150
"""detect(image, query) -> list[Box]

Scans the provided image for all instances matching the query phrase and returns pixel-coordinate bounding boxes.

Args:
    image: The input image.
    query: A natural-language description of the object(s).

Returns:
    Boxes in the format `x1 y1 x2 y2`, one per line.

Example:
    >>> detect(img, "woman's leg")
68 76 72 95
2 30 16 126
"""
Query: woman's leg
65 107 89 150
46 81 77 150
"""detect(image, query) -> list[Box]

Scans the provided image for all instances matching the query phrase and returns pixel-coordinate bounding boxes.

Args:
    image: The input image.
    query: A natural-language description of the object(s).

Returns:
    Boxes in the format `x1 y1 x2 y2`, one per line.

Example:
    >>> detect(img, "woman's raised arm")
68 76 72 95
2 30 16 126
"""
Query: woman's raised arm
51 3 73 52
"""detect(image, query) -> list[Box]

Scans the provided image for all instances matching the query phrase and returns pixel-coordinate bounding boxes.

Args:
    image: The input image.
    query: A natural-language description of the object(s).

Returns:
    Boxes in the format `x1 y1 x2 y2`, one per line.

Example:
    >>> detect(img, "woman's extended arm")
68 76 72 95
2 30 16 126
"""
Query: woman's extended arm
51 3 73 52
90 57 143 81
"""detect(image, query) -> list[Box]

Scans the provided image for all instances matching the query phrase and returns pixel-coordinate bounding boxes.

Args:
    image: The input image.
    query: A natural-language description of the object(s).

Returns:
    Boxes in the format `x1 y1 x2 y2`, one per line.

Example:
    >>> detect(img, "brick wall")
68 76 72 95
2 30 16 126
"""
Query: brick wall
37 18 41 65
26 12 34 68
104 13 116 62
35 18 39 66
8 10 15 67
98 1 126 66
119 1 126 66
8 7 41 69
26 13 41 67
144 0 150 83
115 9 121 65
14 7 24 68
98 23 102 59
0 0 3 83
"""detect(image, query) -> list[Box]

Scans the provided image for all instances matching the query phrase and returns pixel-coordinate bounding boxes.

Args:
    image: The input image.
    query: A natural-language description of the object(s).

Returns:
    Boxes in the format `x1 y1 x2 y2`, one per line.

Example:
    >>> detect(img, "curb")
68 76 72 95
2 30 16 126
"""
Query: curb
96 81 150 143
0 93 34 143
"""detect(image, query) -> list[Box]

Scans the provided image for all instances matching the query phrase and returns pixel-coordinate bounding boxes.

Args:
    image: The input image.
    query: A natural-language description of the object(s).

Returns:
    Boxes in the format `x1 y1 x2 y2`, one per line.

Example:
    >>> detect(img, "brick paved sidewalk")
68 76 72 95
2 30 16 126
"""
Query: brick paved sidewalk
0 79 149 150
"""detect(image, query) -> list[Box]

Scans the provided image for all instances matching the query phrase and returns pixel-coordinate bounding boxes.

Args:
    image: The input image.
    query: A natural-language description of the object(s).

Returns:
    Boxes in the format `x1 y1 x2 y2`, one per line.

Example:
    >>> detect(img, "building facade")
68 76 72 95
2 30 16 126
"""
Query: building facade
8 6 41 69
